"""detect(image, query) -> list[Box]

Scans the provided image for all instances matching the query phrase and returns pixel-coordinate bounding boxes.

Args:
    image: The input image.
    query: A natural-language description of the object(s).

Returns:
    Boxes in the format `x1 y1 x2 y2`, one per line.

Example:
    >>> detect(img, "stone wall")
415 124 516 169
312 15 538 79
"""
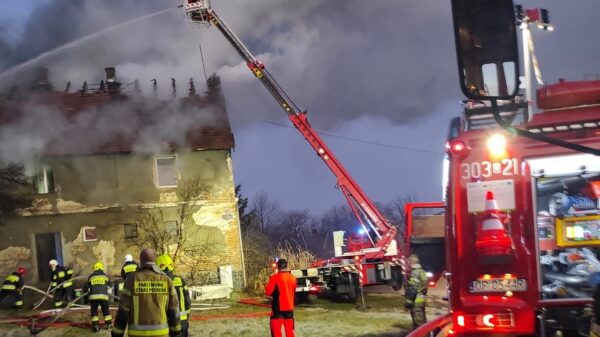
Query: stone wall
1 150 245 287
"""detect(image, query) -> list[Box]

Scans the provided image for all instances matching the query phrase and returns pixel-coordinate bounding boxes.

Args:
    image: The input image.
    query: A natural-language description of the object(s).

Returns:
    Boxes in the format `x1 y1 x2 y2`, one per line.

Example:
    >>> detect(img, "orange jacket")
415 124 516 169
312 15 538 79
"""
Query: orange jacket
265 271 297 317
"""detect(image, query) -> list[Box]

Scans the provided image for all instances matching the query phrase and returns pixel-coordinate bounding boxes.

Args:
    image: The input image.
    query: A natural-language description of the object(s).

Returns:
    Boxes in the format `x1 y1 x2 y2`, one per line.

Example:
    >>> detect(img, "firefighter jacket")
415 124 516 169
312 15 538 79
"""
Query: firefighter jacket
112 263 181 337
1 272 24 292
265 271 297 318
405 263 427 308
121 261 139 280
51 265 73 289
86 270 110 301
165 271 191 322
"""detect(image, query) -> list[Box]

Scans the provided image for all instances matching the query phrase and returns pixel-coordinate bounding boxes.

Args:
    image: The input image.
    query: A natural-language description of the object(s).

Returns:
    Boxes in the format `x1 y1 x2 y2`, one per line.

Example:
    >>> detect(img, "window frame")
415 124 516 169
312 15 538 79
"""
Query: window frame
82 226 98 242
123 223 139 239
32 163 55 195
154 155 179 188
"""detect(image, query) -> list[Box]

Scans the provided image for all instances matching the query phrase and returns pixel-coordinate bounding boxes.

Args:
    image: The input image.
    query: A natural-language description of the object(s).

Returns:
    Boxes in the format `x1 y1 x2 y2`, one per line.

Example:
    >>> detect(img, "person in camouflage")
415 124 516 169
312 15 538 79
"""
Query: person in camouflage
404 254 428 329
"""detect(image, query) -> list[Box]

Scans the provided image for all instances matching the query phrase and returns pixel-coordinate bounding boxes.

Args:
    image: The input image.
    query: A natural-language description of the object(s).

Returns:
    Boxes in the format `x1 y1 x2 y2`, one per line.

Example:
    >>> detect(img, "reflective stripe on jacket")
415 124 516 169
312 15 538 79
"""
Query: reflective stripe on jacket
112 263 181 337
1 273 23 291
51 265 71 288
168 272 191 321
87 271 110 301
121 261 139 280
265 271 297 318
406 264 427 307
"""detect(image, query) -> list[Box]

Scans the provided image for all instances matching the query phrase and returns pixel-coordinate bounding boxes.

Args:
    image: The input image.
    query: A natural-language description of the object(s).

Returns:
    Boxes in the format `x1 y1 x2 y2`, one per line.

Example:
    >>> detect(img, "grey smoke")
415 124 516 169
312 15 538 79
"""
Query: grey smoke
3 0 599 128
0 94 222 163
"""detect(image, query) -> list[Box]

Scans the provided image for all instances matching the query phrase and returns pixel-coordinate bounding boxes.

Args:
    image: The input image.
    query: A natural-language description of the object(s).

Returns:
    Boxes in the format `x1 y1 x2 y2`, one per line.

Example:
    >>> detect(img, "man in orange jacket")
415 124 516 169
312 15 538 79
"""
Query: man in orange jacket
265 259 297 337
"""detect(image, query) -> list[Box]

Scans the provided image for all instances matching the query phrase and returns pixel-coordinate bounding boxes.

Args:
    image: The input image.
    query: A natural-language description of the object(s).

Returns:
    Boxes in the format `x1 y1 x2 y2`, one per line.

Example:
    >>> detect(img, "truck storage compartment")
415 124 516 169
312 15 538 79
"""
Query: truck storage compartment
529 154 600 300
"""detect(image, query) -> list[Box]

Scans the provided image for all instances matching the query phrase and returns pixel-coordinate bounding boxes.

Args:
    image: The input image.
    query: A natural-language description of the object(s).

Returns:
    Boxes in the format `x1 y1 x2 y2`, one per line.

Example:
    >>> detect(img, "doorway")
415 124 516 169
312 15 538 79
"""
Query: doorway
35 232 63 282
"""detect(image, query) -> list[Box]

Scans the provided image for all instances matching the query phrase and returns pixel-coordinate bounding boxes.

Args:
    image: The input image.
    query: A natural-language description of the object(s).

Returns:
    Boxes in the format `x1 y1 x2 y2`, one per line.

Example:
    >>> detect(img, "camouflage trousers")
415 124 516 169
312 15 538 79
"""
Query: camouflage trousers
410 305 427 329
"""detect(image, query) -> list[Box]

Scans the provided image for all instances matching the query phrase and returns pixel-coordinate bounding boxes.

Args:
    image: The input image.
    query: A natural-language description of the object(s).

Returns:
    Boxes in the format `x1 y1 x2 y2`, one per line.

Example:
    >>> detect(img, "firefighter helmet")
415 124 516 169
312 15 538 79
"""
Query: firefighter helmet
93 262 104 271
17 267 26 276
48 259 58 267
156 254 174 272
125 254 133 262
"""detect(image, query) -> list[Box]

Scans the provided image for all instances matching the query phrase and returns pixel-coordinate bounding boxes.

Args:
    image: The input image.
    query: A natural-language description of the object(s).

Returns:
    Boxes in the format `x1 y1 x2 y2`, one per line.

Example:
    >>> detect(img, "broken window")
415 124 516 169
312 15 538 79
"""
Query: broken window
32 163 55 194
155 156 178 188
123 223 138 239
96 158 118 190
83 227 98 241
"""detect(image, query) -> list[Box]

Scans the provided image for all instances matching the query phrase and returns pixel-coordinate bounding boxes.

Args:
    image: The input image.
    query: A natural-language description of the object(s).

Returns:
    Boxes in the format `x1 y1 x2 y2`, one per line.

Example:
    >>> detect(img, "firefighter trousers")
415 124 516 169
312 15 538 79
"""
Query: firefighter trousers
54 286 74 308
181 318 189 337
0 290 22 309
90 300 112 327
270 317 294 337
410 305 427 329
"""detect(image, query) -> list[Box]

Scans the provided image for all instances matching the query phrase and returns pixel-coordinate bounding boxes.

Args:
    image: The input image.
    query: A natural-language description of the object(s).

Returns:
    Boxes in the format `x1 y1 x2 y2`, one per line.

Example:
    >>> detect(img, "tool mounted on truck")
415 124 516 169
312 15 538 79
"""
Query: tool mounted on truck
182 0 398 261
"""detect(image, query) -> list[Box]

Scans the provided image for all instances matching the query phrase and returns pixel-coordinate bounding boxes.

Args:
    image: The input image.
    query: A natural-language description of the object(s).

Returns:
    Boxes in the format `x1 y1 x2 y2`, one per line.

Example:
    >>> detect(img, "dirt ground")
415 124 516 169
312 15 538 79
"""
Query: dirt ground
0 285 449 337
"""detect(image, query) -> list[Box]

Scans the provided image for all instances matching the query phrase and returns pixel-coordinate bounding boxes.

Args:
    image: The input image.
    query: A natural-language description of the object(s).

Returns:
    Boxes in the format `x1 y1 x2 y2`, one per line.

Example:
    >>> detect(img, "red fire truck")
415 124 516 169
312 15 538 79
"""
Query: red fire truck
182 0 408 301
423 1 600 335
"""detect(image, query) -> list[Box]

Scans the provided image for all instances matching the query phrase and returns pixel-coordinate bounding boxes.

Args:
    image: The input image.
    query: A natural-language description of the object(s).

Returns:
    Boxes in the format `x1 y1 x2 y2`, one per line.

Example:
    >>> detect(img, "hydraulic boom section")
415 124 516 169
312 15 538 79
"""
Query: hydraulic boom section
183 0 397 258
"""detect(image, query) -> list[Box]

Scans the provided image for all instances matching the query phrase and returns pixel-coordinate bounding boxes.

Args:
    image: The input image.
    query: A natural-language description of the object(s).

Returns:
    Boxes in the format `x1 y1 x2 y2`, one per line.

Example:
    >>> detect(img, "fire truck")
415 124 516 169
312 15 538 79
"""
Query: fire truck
406 1 600 336
182 0 408 301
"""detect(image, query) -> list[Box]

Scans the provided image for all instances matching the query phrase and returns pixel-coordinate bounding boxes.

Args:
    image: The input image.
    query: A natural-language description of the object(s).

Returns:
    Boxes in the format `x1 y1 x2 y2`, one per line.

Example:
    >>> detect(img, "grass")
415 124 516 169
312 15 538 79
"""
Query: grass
0 290 448 337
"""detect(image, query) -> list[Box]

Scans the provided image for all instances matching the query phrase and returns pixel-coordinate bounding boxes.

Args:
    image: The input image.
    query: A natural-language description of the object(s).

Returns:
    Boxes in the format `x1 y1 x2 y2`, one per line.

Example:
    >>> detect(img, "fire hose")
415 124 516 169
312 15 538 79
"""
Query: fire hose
29 290 90 335
29 275 90 310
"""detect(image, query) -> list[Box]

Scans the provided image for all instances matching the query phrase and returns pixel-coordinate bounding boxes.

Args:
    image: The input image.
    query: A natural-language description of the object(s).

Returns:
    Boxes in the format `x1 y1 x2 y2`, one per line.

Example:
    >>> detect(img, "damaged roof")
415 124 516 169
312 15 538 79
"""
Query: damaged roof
0 68 235 156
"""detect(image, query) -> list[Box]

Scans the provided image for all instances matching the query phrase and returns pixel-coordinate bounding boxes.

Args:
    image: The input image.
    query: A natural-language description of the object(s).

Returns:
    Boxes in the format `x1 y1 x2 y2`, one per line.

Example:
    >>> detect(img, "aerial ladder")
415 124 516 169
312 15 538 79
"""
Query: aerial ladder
182 0 400 271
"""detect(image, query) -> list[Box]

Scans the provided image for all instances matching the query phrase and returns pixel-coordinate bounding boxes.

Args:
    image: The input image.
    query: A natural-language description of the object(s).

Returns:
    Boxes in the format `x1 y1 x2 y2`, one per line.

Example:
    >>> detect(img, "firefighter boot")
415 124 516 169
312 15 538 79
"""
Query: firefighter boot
92 323 100 333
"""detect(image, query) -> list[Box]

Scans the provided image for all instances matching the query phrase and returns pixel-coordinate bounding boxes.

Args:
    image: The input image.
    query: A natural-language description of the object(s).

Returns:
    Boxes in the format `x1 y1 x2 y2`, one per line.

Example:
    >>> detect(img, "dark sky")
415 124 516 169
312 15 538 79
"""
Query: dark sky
1 0 599 214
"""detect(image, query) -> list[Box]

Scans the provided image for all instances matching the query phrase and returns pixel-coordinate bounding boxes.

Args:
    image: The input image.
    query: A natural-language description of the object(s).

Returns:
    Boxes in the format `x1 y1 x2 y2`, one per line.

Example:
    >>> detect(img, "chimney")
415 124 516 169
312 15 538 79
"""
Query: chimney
105 67 116 82
104 66 121 94
31 67 52 92
188 78 196 96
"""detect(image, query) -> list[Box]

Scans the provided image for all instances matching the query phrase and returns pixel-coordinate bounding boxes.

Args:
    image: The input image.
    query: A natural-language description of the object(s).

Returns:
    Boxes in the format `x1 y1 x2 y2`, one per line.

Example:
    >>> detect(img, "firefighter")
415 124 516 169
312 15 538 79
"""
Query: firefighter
120 254 138 280
157 254 191 337
118 254 139 298
86 262 112 332
404 254 428 329
49 259 74 308
265 259 297 337
111 248 181 337
0 267 26 309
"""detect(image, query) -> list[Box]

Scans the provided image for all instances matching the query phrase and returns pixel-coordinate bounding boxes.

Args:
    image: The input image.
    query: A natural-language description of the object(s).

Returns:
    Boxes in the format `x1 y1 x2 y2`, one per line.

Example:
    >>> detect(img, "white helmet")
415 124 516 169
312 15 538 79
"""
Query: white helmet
48 259 58 266
125 254 133 262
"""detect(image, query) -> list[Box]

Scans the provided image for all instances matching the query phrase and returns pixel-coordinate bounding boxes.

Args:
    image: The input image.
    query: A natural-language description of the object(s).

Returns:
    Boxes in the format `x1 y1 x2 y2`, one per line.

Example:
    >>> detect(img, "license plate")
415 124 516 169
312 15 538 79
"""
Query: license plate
469 278 527 293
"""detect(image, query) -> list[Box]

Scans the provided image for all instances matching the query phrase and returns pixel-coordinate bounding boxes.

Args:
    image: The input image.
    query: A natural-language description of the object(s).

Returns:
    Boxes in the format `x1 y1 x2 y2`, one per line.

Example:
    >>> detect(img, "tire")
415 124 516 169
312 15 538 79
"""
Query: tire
296 292 318 304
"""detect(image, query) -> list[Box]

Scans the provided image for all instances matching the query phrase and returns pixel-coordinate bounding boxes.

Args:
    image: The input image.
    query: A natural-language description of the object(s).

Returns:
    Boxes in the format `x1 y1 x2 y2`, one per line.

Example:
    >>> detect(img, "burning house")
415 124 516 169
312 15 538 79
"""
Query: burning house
0 67 245 288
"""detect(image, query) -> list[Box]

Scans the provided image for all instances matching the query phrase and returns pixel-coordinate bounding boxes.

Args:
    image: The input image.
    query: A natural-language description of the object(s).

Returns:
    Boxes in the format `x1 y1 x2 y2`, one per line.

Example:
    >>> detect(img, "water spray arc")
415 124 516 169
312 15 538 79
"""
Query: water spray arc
0 6 180 82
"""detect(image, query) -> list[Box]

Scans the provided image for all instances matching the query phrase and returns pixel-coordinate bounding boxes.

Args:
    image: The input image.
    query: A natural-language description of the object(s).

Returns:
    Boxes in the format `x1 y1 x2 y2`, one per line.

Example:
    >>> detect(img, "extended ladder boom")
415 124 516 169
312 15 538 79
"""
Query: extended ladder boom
184 1 396 258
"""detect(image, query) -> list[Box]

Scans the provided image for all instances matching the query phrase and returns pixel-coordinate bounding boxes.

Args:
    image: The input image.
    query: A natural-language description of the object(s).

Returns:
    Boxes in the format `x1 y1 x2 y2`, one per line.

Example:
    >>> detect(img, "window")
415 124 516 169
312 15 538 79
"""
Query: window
155 156 178 188
124 224 138 239
96 158 118 190
83 227 98 241
32 164 55 194
165 221 179 239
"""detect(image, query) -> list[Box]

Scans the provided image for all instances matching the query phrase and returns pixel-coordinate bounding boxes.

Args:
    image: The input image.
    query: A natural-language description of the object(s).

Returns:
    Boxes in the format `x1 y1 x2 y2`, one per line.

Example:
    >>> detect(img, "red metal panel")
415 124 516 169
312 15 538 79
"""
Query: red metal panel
537 79 600 110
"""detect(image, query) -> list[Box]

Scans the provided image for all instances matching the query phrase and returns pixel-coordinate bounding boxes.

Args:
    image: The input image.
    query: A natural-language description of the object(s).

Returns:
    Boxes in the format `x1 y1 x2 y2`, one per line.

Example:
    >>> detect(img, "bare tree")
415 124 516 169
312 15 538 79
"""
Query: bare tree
0 163 33 220
277 209 312 248
252 191 280 231
131 177 226 284
383 194 418 252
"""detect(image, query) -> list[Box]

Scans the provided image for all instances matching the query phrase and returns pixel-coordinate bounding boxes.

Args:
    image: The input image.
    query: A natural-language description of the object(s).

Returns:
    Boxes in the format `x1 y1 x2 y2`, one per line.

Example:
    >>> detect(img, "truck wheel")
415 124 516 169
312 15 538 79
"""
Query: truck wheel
343 283 360 303
296 293 317 304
